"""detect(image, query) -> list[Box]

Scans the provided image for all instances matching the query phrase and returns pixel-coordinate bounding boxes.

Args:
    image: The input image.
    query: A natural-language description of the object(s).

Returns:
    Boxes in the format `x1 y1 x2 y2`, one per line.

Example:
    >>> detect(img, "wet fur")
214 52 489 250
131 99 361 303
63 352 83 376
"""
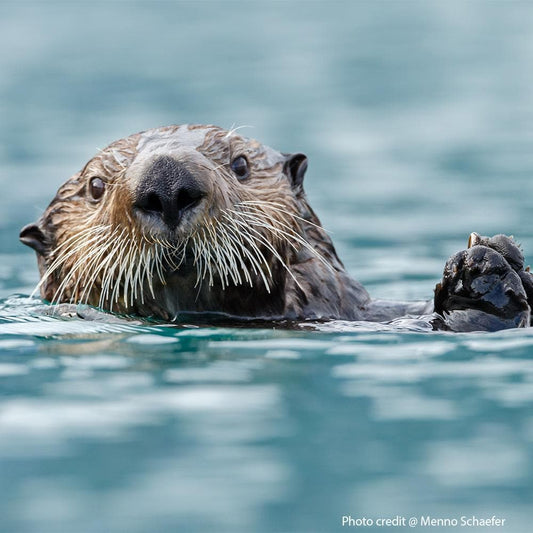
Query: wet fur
30 125 369 321
24 124 533 331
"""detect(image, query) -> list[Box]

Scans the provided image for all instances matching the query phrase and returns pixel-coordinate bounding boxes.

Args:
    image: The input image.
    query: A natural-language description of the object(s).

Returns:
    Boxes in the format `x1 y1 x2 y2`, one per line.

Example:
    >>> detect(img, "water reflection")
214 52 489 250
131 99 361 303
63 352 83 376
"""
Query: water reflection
2 1 533 532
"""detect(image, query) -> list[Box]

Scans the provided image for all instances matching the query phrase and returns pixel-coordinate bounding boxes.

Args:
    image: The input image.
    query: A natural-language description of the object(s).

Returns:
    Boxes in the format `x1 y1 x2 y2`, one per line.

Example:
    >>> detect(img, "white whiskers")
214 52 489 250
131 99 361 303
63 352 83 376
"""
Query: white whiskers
35 201 332 312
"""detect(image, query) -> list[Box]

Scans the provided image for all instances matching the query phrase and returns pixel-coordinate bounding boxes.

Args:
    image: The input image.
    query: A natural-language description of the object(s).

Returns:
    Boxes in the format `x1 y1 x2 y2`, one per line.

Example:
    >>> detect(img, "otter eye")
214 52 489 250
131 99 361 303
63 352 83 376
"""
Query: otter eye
89 177 105 200
230 156 249 180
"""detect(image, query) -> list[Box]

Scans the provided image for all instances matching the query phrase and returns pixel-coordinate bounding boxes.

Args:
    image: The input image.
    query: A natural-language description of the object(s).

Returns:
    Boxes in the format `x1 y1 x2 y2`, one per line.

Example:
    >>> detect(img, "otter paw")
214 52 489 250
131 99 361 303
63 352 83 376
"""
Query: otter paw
434 233 531 331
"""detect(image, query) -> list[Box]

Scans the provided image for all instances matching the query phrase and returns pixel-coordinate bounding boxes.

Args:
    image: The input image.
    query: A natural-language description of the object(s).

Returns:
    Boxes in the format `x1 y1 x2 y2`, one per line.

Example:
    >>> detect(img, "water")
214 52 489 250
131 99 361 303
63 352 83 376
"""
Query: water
1 2 533 532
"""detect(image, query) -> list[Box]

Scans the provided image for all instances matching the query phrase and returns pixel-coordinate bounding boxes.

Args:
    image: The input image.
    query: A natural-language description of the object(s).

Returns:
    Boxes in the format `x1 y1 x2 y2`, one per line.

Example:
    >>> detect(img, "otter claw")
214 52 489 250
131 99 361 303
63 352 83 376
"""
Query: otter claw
468 232 481 248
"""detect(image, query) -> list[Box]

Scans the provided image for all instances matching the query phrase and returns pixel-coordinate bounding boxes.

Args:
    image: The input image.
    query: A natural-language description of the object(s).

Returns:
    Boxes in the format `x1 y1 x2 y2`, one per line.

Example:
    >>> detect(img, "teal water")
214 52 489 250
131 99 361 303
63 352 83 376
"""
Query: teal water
1 2 533 532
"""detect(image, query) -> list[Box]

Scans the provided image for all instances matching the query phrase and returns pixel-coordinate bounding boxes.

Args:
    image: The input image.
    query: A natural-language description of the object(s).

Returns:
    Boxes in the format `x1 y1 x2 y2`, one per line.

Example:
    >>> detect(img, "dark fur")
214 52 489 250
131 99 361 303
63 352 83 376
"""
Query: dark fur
20 125 533 331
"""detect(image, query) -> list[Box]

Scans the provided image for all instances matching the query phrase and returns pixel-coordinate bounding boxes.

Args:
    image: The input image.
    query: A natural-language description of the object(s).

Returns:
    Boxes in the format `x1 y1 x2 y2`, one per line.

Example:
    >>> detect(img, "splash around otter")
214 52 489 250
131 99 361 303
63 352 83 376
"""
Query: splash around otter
20 124 533 331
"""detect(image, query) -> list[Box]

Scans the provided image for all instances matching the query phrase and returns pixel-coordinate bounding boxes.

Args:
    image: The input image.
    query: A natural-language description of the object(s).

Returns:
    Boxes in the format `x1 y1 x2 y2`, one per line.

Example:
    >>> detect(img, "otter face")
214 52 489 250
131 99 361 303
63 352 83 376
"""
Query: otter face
19 125 327 319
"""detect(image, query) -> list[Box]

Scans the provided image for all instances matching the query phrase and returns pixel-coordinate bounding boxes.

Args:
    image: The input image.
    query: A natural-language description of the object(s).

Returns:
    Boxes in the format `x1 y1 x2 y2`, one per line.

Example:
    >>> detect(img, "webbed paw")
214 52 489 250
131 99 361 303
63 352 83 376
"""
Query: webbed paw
434 233 532 331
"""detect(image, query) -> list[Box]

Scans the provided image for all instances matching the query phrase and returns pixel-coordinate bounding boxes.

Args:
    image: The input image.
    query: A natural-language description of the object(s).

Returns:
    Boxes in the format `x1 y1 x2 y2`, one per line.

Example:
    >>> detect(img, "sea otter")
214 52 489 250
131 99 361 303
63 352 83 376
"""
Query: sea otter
19 124 533 331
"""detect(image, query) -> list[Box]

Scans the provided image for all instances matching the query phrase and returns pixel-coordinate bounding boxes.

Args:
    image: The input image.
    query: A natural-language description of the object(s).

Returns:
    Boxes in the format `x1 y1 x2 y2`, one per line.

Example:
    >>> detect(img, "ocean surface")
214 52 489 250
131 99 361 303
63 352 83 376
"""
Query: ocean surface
1 2 532 532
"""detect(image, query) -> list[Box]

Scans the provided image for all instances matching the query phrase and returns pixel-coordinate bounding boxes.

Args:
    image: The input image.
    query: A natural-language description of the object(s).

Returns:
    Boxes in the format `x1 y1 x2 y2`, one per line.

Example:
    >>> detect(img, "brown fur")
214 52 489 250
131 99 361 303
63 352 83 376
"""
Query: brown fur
23 125 370 321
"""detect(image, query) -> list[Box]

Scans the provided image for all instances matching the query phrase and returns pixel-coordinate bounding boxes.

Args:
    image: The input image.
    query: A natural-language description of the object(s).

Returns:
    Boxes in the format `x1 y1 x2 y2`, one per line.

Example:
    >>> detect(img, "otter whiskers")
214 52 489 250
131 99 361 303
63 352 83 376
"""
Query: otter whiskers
187 200 333 293
33 200 332 314
231 201 333 271
34 224 184 312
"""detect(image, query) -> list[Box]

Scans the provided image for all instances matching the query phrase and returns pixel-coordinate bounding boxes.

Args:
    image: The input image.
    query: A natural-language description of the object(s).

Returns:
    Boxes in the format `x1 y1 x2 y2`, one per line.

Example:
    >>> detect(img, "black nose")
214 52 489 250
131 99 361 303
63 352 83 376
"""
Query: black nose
134 156 206 229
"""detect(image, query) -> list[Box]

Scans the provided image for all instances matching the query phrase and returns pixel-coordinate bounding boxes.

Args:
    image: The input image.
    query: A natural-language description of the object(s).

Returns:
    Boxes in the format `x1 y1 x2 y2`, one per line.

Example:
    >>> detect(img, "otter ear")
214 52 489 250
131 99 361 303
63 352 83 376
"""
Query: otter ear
283 153 308 189
20 223 48 256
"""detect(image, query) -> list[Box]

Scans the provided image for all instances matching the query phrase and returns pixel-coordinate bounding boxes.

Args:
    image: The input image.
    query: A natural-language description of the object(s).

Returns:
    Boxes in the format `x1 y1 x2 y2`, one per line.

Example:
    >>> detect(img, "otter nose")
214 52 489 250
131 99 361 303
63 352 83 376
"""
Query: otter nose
135 156 206 229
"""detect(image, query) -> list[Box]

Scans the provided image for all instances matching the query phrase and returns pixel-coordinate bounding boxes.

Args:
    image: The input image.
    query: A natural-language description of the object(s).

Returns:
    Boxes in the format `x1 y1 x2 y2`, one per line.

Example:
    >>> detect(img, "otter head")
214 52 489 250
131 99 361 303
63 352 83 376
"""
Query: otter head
20 124 340 320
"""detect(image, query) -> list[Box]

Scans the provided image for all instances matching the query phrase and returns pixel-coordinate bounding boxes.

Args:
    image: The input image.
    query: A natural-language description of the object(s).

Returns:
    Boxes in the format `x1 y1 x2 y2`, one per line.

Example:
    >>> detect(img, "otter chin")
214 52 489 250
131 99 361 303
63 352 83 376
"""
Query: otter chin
20 124 533 331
